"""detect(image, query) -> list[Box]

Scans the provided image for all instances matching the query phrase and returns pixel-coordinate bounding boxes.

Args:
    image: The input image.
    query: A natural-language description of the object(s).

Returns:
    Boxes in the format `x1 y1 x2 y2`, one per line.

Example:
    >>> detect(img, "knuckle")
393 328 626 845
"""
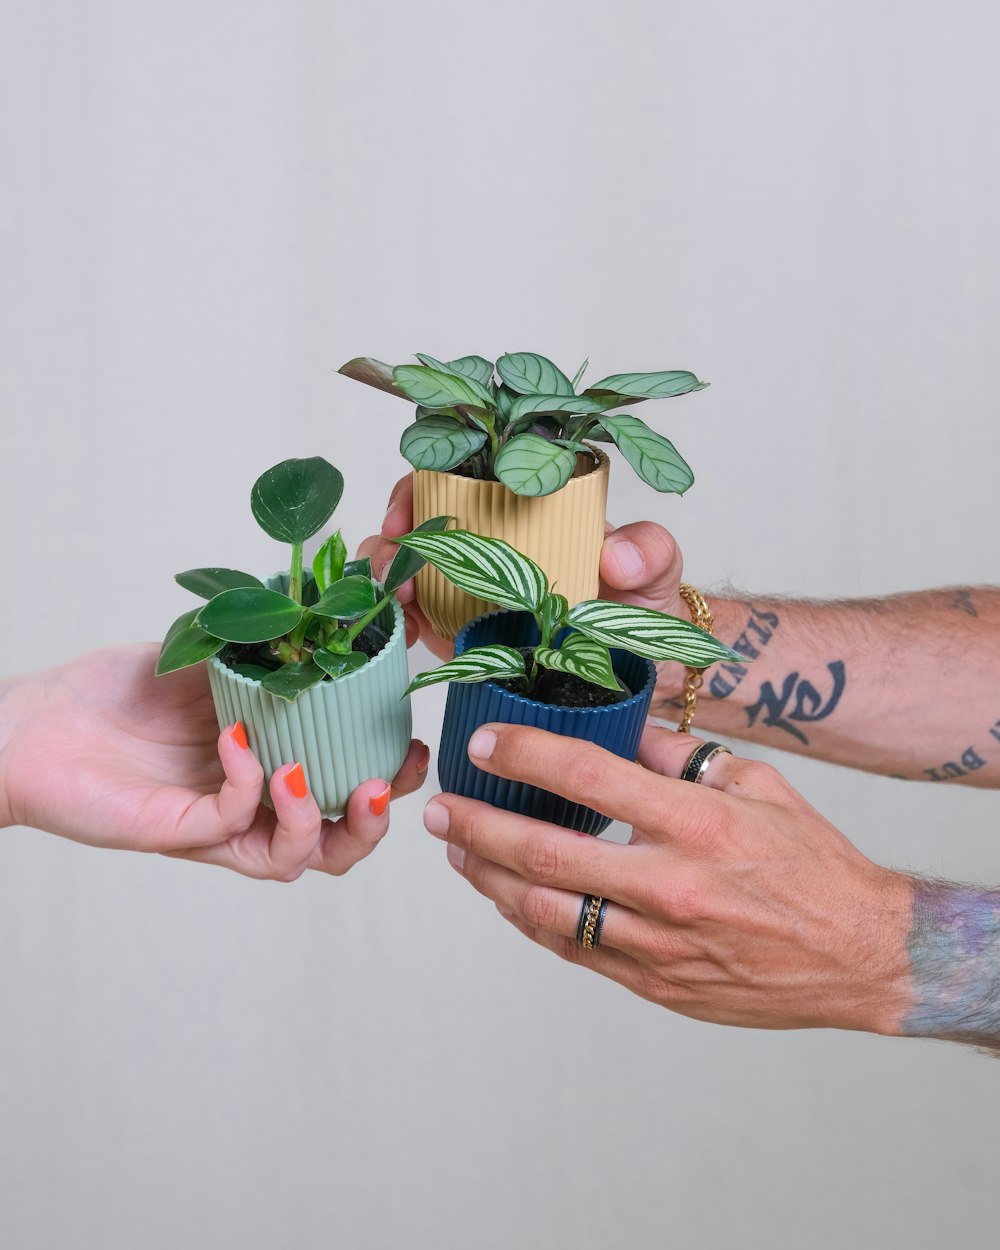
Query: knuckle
519 886 561 932
517 835 561 884
564 749 609 799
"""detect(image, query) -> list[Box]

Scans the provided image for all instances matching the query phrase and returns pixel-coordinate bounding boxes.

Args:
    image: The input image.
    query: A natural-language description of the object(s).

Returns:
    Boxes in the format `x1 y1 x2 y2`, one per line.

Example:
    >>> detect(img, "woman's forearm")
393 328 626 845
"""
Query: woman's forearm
654 587 1000 787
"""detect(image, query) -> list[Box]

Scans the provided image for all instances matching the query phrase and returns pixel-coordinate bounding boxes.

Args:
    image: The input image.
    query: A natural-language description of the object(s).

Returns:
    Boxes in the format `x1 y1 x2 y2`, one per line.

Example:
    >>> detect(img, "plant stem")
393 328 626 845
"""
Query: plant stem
289 542 303 605
344 594 392 646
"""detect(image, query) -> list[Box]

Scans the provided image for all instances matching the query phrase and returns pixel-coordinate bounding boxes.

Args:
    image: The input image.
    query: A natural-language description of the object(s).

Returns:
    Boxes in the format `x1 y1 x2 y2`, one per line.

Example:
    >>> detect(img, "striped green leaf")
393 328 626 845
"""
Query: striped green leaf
566 600 747 667
311 575 377 620
174 567 264 599
197 588 303 644
584 370 708 409
260 660 326 702
535 635 623 693
598 413 694 494
416 353 495 387
496 352 575 397
156 608 224 675
507 392 608 424
312 531 347 594
405 645 526 695
393 364 495 411
393 529 548 612
494 433 577 497
400 415 487 472
250 457 344 543
539 591 569 643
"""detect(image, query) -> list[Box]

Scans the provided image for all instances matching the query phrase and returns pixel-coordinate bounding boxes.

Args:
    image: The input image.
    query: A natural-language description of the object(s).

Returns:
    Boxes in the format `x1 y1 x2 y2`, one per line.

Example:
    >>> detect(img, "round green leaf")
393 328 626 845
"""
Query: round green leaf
260 660 326 702
496 353 575 397
197 588 303 644
311 575 377 620
175 567 264 599
250 457 344 544
400 415 487 473
494 433 577 497
393 364 495 411
598 413 695 494
313 649 368 679
156 608 224 676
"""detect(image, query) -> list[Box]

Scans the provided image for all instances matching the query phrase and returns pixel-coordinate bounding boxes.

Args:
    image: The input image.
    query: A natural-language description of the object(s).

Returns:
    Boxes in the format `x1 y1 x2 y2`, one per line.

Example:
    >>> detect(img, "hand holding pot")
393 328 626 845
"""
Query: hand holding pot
0 645 428 880
423 721 913 1033
361 473 689 661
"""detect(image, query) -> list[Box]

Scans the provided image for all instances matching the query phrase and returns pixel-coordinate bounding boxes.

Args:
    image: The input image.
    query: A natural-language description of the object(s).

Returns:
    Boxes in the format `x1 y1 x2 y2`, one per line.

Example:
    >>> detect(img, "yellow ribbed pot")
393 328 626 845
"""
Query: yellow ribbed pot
411 449 610 641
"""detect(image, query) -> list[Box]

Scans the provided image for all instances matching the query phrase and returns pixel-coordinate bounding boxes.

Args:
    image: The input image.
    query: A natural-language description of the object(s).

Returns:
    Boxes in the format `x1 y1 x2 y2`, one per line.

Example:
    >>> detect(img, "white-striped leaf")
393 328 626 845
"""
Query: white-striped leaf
539 590 569 642
312 531 347 594
567 600 747 667
400 415 487 472
393 529 548 612
393 364 495 411
535 635 623 693
405 645 526 695
494 433 577 497
584 370 708 406
598 413 694 494
496 352 575 397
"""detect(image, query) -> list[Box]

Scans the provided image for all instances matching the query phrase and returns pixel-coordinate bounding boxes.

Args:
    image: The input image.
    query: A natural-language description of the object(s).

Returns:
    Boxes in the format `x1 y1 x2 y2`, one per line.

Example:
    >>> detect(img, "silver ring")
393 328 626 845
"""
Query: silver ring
680 741 733 784
577 894 609 949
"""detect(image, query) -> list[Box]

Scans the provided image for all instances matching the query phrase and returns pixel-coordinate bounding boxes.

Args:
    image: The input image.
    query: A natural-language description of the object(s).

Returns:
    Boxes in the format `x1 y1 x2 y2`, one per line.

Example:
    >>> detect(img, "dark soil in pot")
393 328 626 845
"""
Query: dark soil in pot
492 647 632 709
220 623 389 678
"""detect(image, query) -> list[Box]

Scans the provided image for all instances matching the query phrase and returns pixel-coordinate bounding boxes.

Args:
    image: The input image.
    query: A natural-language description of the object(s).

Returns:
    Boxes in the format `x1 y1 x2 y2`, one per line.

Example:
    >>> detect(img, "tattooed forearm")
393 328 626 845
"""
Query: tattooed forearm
745 661 846 745
921 719 1000 781
903 879 1000 1052
951 589 978 617
707 606 780 699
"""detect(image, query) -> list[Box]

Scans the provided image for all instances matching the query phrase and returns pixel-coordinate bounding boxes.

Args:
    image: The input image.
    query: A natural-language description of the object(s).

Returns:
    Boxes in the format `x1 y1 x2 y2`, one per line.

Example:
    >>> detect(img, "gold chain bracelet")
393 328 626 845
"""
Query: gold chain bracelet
677 583 714 734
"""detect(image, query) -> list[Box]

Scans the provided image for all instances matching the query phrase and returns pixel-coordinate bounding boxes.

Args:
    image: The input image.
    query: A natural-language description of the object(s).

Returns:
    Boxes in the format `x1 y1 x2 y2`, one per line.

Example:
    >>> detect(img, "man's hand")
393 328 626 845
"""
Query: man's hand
421 723 913 1033
0 645 428 880
358 472 689 670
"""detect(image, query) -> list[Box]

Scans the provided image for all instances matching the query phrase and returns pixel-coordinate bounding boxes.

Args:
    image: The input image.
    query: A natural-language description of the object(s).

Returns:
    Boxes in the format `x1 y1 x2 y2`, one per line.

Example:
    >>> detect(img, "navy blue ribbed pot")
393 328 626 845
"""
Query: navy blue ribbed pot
438 610 655 835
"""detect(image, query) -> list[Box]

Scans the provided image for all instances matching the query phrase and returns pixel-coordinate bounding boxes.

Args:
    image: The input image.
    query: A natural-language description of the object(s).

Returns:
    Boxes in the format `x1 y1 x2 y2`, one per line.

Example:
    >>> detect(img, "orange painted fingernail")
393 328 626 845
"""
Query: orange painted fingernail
369 783 391 817
231 722 249 750
285 763 307 799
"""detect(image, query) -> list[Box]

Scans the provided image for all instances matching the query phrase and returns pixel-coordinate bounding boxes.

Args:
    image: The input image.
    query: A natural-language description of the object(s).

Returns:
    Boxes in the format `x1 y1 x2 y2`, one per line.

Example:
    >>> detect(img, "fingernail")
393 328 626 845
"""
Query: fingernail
423 800 449 838
607 538 644 582
285 763 307 799
497 905 515 920
415 744 431 774
231 722 249 750
369 782 391 817
447 842 466 872
468 729 496 761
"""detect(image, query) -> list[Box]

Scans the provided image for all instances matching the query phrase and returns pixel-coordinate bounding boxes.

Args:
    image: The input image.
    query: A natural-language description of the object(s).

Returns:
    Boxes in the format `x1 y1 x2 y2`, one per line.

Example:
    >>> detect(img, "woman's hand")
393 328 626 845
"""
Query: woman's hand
421 722 913 1033
0 644 428 880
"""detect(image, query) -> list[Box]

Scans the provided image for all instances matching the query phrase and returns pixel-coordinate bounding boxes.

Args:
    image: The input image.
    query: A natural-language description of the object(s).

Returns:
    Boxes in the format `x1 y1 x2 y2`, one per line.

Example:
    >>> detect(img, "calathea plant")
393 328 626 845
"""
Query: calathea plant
338 351 707 498
156 457 444 700
392 529 743 699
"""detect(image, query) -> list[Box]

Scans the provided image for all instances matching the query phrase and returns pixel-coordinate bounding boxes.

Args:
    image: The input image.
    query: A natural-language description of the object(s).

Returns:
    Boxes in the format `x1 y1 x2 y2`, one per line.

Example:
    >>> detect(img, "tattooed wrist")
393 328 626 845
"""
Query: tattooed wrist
903 878 1000 1052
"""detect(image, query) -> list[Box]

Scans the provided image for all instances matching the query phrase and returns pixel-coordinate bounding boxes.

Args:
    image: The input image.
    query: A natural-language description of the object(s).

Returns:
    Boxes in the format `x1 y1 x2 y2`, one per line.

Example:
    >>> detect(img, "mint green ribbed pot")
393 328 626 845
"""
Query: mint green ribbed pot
206 592 411 820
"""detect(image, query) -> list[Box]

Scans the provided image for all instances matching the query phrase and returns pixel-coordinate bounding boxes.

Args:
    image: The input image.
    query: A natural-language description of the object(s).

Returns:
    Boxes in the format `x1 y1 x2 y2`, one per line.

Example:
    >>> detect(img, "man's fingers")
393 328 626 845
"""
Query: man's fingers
391 739 431 799
638 725 761 796
499 910 648 991
599 521 683 611
356 533 415 604
382 473 414 538
310 776 393 875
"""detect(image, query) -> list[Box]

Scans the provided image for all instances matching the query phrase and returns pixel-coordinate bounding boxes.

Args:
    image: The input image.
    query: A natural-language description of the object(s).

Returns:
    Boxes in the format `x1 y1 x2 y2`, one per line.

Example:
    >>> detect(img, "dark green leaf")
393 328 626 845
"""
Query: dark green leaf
494 433 577 497
312 531 347 594
260 660 326 702
343 555 372 580
174 567 264 599
598 413 694 494
229 662 273 681
393 365 495 411
493 383 517 422
311 574 377 620
400 415 487 472
320 626 352 654
584 370 708 407
383 514 451 595
338 357 406 397
535 635 623 693
394 529 548 612
250 457 344 543
313 649 368 679
496 352 575 397
197 588 303 644
156 609 224 675
405 645 526 695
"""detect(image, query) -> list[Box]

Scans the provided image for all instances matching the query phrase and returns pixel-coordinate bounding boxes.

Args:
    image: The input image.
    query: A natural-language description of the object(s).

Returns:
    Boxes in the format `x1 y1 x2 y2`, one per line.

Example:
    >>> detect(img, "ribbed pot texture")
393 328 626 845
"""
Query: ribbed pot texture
411 448 609 641
206 590 411 820
438 609 655 835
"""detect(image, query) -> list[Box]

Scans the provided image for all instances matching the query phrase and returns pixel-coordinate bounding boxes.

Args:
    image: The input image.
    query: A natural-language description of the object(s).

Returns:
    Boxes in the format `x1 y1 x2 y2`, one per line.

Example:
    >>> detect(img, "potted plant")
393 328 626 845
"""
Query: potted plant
338 351 706 640
393 528 745 835
155 456 445 819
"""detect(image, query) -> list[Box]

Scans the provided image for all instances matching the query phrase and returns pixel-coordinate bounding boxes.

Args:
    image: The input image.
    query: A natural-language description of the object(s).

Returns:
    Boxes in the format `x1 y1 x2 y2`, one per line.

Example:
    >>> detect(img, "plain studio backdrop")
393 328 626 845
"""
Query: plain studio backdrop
2 2 999 1247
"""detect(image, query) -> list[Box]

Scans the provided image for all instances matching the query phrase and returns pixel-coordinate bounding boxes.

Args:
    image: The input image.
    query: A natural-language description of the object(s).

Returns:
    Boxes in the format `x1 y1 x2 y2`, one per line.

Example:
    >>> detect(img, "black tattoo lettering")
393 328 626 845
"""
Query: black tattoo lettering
924 746 988 782
952 589 978 617
991 720 1000 744
745 661 846 745
709 606 779 700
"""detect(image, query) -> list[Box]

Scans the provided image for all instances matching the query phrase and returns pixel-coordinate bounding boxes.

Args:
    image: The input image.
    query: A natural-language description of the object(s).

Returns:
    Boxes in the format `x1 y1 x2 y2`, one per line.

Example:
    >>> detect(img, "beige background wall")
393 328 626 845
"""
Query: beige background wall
2 2 999 1246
